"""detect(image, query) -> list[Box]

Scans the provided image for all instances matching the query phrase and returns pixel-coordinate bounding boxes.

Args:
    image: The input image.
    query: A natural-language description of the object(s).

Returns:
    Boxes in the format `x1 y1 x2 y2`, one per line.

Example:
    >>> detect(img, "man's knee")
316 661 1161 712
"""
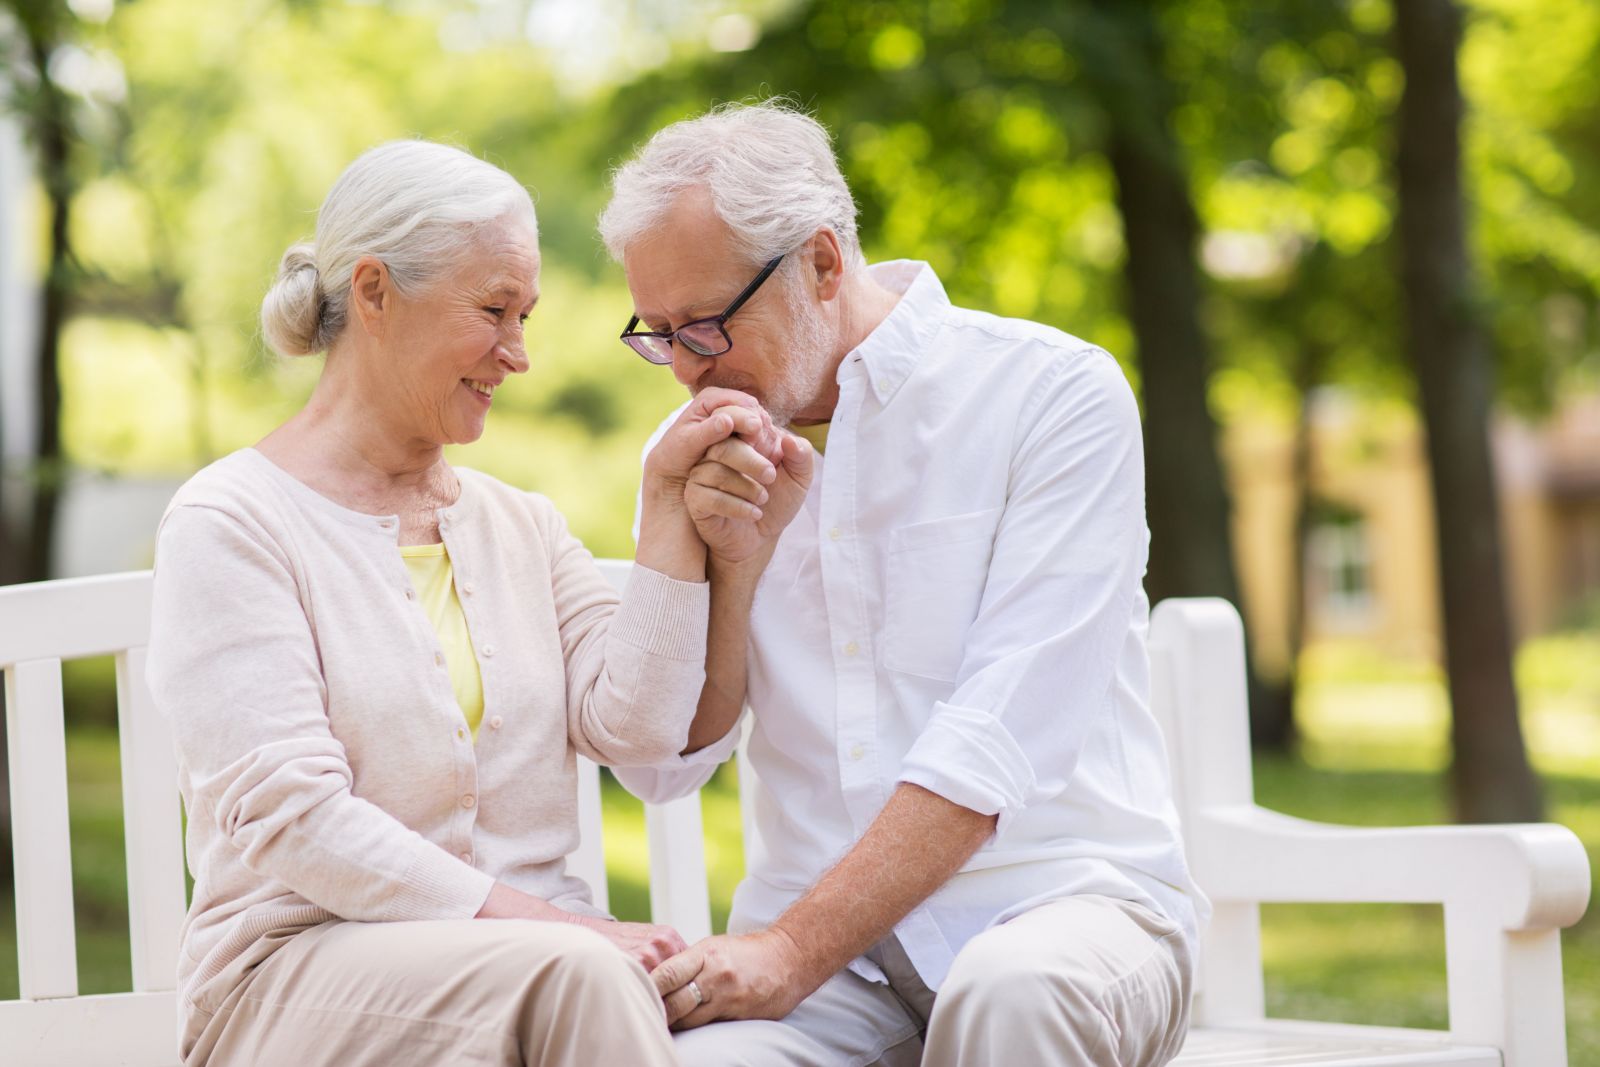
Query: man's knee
938 933 1090 1027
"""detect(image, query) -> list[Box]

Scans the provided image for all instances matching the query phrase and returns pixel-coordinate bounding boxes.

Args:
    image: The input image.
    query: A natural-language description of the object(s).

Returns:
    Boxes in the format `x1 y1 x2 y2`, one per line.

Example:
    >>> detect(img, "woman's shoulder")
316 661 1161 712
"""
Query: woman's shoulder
163 449 284 521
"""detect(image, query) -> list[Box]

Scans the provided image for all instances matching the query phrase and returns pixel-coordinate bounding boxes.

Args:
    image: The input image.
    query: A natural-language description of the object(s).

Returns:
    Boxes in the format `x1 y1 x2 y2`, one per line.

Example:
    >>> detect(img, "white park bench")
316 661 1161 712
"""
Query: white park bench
0 562 1590 1066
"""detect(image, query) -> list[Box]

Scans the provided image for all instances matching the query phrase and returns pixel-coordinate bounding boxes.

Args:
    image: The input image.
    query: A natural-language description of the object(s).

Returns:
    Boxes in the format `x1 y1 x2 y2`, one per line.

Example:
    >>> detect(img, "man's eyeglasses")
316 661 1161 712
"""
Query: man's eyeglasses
620 254 786 365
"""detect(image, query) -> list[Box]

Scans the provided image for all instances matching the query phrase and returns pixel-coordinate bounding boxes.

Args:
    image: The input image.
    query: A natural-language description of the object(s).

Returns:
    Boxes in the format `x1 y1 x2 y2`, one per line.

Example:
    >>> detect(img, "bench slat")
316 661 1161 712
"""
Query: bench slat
645 794 713 942
0 572 153 667
116 647 186 993
1173 1024 1499 1066
5 658 80 1000
571 756 609 913
0 990 179 1066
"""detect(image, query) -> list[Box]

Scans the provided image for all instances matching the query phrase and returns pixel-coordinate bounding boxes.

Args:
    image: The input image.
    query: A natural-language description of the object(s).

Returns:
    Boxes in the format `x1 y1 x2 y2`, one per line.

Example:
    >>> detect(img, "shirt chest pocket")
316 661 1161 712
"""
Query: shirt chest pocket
882 507 1003 682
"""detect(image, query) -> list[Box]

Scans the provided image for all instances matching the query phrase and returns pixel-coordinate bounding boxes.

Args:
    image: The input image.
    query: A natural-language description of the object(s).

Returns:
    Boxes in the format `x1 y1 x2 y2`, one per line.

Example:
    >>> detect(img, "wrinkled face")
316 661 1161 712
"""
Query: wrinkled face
622 188 835 426
384 216 540 445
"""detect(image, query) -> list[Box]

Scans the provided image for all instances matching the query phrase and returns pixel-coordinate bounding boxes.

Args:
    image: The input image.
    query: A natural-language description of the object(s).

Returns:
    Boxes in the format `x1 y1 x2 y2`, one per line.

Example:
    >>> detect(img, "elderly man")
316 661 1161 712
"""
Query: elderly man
601 101 1207 1067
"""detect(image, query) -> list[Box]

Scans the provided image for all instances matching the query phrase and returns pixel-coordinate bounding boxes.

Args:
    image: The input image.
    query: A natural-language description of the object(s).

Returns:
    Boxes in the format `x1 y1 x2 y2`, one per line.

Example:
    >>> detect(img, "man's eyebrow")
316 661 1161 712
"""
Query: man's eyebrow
639 300 722 327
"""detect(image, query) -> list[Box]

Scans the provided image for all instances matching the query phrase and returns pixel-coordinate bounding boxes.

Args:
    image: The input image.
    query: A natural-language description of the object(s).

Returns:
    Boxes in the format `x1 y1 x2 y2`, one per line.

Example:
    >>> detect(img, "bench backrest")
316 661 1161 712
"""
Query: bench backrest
0 565 1250 1065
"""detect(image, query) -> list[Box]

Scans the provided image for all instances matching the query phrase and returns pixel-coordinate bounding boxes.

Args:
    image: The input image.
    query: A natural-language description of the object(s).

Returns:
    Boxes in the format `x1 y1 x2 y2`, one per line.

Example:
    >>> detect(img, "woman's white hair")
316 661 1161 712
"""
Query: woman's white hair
598 100 862 273
261 140 537 357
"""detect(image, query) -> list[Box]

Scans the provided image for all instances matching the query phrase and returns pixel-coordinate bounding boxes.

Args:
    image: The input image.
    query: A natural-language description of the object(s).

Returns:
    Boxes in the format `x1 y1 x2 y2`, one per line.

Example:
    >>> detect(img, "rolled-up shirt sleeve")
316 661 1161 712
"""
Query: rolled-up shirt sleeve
898 351 1146 834
147 504 496 922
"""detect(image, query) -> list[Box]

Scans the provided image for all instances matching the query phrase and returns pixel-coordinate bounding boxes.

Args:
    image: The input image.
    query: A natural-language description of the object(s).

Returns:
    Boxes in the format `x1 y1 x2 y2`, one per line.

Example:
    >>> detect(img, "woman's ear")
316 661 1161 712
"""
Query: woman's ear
349 255 392 338
809 228 847 302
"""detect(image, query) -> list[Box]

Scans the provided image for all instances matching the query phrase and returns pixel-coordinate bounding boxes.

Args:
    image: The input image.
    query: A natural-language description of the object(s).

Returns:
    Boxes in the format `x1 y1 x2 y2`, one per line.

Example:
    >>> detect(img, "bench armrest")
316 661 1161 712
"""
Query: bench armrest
1192 803 1591 930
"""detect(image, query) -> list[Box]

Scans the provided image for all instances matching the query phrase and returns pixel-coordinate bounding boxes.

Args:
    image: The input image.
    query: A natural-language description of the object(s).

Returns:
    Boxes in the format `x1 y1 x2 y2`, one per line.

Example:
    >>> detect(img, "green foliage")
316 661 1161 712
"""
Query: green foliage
2 0 1594 551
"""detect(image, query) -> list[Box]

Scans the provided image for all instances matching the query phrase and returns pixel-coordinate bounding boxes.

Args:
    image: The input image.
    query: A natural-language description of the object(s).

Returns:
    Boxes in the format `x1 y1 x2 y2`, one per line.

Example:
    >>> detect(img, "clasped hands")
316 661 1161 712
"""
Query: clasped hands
645 387 814 571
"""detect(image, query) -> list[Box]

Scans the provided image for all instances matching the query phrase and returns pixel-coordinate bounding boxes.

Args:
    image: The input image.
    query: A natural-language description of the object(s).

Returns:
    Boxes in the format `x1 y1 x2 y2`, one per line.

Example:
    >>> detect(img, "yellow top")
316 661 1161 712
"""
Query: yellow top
790 421 830 456
400 543 485 740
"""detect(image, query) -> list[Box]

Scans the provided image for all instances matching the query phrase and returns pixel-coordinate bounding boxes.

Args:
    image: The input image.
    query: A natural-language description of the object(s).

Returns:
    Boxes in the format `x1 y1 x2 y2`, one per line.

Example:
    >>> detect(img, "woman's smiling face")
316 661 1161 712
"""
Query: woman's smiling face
379 214 541 446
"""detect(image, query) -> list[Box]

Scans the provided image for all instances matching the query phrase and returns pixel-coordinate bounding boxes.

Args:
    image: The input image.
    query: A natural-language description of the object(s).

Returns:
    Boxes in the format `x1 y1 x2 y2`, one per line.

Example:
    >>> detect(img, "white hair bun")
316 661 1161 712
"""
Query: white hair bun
261 243 323 357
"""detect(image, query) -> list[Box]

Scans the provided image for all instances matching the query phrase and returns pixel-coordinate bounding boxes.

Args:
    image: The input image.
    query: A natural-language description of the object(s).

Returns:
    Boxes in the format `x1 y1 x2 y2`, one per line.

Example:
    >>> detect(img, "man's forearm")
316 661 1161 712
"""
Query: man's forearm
684 555 766 753
768 782 998 990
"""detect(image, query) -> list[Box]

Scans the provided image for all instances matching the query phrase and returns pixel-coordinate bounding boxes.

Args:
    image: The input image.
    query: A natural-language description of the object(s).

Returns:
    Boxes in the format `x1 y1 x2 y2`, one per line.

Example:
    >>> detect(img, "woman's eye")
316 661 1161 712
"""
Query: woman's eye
485 306 505 317
518 312 530 324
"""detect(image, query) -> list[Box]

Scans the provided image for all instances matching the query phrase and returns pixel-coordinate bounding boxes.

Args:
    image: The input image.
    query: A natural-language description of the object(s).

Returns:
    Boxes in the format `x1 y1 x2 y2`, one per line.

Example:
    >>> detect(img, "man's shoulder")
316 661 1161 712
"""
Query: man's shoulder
926 305 1128 399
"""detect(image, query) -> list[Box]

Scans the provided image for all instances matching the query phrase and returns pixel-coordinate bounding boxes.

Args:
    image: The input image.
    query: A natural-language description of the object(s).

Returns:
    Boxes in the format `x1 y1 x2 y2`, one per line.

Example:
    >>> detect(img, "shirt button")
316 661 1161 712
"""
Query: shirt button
404 587 416 600
459 851 473 864
455 726 467 741
844 641 860 657
462 583 475 596
849 744 865 761
490 716 504 730
461 794 476 809
435 651 446 667
829 526 841 541
481 644 495 658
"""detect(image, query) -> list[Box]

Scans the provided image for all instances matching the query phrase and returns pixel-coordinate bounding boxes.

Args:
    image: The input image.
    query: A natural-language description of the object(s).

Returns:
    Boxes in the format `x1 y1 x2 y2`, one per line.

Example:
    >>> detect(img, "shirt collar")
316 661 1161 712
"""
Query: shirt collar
837 260 949 406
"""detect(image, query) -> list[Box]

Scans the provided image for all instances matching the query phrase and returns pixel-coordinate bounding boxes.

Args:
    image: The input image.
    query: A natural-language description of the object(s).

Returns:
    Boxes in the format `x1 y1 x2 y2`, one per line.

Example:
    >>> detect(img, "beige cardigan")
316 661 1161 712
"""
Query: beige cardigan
146 448 709 1020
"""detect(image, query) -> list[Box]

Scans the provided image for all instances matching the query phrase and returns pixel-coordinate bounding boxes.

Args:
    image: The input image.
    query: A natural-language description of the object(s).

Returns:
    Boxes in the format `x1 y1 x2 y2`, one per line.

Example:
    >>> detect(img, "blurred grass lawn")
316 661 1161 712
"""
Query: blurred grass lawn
2 633 1596 1060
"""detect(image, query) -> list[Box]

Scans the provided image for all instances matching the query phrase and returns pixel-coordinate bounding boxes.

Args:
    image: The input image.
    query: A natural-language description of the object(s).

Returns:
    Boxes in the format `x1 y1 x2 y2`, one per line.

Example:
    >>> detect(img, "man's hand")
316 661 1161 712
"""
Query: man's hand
643 388 778 497
649 929 822 1030
685 430 813 565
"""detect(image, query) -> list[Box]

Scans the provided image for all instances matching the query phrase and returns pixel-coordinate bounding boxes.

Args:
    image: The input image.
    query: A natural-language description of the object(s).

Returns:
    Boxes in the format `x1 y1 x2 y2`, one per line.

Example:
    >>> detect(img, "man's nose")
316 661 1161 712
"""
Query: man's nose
671 341 712 388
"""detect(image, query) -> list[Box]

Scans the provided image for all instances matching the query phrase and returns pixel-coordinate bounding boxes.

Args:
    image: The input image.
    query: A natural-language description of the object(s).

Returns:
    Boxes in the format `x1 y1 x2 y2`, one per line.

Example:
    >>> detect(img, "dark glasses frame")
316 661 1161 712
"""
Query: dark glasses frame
620 254 786 365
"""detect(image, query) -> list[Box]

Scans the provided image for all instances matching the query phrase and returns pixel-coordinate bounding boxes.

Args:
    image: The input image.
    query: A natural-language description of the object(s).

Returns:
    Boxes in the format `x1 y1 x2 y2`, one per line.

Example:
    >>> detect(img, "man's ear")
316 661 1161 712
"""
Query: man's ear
349 255 392 339
808 229 847 302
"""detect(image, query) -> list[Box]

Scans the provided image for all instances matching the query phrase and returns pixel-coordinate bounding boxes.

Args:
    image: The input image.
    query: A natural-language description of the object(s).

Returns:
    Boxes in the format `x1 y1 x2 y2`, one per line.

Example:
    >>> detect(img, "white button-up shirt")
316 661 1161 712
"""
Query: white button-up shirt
618 261 1208 990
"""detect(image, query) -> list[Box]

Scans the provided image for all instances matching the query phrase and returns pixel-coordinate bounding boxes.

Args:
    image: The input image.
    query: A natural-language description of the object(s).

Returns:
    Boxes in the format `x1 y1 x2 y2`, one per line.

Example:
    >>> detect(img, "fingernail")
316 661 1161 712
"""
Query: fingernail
757 488 769 505
750 505 763 520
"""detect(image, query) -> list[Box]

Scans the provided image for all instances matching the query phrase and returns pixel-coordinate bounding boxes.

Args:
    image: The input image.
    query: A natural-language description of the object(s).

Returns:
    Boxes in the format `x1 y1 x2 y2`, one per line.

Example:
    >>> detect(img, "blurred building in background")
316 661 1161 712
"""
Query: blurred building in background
1232 389 1600 675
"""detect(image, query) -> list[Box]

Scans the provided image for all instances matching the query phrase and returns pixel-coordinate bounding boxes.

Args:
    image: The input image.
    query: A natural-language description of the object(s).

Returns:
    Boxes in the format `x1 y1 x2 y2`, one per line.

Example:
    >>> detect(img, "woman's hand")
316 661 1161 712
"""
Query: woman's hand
635 388 783 582
475 881 686 972
571 915 690 974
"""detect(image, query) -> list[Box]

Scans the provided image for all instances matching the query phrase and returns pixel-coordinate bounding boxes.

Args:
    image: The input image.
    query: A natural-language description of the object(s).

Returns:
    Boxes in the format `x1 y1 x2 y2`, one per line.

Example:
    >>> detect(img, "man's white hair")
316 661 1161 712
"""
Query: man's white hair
598 100 863 271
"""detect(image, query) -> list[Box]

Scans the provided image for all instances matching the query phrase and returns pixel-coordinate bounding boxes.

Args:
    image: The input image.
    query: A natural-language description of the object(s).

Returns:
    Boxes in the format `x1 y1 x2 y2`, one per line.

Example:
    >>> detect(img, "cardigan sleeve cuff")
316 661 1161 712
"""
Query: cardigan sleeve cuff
384 842 498 922
606 564 710 662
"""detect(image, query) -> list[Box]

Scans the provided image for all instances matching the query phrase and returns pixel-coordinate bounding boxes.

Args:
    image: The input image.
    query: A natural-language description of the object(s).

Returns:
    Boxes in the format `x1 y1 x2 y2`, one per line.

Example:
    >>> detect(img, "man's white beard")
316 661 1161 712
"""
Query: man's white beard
764 286 837 428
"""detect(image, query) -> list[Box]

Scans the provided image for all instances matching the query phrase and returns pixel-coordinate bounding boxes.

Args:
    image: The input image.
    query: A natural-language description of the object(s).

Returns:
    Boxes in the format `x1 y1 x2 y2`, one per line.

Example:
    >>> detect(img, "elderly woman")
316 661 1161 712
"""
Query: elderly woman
145 141 804 1066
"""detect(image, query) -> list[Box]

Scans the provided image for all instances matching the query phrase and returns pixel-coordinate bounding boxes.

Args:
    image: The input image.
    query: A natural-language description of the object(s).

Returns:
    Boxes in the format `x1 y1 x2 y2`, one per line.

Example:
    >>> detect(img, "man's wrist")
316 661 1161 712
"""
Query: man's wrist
708 548 774 587
764 919 833 994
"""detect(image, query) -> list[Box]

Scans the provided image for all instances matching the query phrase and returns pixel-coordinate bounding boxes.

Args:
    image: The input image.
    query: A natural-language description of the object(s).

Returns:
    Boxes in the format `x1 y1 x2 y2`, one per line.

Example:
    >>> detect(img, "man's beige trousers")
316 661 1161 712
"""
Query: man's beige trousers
182 919 680 1066
674 894 1194 1067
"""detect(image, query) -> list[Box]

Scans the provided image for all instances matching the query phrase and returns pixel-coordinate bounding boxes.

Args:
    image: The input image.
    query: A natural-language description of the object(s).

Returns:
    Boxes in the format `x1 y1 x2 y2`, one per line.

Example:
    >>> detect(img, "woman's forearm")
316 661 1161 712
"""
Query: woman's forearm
684 554 766 753
633 483 708 584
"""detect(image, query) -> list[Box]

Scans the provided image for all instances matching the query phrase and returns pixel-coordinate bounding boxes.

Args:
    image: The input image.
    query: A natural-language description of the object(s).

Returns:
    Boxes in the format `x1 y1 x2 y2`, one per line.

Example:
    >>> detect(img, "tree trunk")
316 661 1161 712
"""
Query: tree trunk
1096 5 1281 745
26 30 69 584
1393 0 1542 822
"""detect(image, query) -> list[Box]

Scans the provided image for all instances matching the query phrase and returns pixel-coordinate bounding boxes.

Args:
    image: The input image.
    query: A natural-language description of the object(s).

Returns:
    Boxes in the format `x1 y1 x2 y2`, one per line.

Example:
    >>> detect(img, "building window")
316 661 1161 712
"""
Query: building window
1307 503 1374 631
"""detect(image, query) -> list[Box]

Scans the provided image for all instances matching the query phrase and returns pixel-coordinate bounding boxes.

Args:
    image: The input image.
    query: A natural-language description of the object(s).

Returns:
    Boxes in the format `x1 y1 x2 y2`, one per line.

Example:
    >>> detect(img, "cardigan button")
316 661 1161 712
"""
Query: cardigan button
481 645 495 658
489 716 504 730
